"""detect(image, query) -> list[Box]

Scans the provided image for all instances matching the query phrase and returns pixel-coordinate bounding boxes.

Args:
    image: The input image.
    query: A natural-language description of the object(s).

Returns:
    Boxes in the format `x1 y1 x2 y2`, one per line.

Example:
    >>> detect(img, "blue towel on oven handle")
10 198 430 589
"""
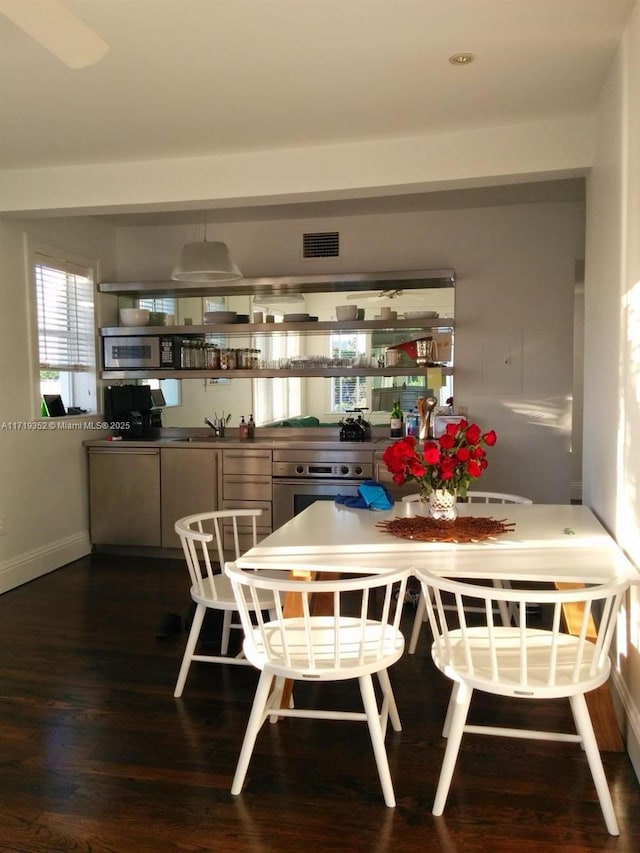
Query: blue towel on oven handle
335 480 394 511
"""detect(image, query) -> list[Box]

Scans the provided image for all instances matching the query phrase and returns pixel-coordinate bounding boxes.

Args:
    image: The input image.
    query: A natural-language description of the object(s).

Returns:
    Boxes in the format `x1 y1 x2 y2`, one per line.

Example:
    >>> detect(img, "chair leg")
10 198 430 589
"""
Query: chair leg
408 593 427 654
377 668 402 733
442 681 462 738
359 674 396 808
569 693 620 836
433 682 472 816
231 669 275 796
174 603 206 698
221 609 233 655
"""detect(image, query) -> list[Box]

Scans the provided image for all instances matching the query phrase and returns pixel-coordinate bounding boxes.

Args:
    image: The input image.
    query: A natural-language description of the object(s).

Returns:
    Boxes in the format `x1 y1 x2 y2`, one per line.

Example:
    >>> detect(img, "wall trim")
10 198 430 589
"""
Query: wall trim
610 668 640 784
0 532 91 595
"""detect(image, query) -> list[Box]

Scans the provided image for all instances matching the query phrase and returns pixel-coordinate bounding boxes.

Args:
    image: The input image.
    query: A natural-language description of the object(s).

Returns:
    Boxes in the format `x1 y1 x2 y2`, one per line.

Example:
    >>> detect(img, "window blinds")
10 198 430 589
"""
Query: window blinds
35 255 95 372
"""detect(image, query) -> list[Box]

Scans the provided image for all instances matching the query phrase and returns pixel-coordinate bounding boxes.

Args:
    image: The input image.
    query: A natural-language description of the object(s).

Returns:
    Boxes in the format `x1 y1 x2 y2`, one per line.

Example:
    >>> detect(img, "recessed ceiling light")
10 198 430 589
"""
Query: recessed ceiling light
449 53 475 66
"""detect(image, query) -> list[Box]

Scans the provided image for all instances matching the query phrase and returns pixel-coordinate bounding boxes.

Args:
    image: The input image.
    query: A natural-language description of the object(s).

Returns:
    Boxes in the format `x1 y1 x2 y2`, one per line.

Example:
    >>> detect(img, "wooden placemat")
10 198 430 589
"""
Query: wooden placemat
376 515 516 543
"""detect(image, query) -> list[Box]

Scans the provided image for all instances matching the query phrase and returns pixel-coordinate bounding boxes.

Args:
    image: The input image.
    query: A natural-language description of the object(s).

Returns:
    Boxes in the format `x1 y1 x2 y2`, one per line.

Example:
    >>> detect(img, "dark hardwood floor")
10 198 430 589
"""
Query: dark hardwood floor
0 553 638 853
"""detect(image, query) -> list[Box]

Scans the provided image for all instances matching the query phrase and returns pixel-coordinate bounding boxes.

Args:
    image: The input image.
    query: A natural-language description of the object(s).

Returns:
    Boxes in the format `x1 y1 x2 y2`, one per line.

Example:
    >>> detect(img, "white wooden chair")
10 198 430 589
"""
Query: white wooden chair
173 509 277 697
224 561 411 807
402 491 532 653
414 567 629 835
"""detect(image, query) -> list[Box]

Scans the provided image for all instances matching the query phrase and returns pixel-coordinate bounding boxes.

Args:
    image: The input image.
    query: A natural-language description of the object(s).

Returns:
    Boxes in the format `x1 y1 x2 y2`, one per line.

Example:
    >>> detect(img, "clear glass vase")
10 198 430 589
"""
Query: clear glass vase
427 488 458 521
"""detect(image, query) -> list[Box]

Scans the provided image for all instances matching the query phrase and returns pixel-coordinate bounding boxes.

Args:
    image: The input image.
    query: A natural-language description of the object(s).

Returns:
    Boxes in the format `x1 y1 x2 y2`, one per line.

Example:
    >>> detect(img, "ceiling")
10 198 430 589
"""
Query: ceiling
0 0 634 224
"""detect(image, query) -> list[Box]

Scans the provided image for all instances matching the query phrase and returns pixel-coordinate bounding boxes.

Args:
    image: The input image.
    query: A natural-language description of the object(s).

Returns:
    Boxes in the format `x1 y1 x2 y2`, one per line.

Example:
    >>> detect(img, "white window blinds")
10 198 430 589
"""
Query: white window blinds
35 255 95 372
253 330 301 424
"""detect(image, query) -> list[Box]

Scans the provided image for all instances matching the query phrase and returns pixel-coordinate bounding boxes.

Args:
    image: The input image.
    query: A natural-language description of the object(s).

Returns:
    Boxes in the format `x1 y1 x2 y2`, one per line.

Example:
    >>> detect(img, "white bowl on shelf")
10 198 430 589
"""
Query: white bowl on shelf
119 308 149 327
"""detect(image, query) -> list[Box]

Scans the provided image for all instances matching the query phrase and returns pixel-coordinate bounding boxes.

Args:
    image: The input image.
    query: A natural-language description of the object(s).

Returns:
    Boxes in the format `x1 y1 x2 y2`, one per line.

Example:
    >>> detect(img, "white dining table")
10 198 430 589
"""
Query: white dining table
236 500 640 585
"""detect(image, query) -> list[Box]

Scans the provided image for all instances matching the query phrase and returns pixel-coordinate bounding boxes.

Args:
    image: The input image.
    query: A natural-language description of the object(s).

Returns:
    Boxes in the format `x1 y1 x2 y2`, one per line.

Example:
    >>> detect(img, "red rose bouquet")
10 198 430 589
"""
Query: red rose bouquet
382 419 497 499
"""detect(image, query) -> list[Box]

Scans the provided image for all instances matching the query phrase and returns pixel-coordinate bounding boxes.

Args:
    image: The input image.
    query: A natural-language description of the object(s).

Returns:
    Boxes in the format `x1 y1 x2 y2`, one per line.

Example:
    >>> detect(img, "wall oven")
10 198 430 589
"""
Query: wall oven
272 448 373 530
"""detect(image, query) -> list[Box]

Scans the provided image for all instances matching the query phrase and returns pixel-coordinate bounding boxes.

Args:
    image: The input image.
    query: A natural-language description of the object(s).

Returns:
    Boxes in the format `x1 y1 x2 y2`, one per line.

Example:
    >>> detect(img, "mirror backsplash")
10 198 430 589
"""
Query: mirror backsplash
119 287 454 429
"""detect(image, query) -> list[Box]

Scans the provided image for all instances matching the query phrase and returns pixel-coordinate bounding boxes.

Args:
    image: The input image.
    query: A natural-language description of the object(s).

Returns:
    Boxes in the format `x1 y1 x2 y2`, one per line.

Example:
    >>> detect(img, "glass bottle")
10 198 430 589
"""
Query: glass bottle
247 414 255 439
390 400 404 438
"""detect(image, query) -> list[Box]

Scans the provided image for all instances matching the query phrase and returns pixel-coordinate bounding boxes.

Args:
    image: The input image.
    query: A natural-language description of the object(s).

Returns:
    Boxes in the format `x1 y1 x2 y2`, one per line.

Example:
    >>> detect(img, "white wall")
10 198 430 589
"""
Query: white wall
0 216 117 593
584 2 640 779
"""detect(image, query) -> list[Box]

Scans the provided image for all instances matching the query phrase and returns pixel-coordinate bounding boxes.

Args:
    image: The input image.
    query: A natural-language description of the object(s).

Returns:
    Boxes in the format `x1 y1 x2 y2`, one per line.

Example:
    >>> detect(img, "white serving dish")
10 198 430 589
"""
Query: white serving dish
203 310 237 324
119 308 149 326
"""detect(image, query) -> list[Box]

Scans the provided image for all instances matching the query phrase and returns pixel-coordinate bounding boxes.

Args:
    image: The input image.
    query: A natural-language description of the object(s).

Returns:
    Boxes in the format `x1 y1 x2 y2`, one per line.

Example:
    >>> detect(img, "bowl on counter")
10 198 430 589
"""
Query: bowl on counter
119 308 149 327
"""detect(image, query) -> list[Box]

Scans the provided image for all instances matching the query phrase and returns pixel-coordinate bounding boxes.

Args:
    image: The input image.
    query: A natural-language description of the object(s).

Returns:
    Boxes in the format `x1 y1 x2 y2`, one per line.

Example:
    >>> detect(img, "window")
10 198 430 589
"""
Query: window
253 326 301 424
138 296 176 314
33 248 97 415
330 332 368 412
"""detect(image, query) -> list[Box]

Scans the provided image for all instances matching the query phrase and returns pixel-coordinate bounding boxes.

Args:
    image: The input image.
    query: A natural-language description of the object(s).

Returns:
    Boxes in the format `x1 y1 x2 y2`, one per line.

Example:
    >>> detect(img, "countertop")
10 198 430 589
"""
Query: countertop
83 429 394 451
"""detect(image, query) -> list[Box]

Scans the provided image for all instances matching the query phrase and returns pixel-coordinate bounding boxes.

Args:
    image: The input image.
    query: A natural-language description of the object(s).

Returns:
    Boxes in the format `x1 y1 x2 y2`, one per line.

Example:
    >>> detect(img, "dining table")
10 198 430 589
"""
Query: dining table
235 499 638 747
235 500 640 585
235 500 638 746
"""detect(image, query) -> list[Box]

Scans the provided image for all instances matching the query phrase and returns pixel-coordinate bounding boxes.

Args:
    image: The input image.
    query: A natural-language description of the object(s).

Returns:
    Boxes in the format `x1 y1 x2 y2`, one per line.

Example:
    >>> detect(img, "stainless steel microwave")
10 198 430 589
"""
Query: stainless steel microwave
103 335 178 369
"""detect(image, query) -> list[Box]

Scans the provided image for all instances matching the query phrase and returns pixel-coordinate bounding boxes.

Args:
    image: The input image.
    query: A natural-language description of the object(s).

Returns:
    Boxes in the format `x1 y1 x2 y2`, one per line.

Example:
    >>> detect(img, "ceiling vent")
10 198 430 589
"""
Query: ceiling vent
302 231 340 259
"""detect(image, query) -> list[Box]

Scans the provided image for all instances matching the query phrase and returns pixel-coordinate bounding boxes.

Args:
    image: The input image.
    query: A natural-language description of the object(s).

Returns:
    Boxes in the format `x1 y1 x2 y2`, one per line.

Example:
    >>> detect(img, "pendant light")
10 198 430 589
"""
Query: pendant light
172 210 242 282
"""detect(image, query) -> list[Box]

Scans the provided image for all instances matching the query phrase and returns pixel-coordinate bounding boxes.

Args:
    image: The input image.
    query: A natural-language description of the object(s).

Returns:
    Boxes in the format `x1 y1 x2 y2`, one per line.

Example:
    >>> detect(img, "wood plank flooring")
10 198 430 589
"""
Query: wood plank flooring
0 553 638 853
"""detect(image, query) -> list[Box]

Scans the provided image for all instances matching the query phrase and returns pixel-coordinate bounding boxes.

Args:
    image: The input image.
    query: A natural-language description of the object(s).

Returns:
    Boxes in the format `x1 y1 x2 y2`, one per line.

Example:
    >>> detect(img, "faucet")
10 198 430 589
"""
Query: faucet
204 416 224 438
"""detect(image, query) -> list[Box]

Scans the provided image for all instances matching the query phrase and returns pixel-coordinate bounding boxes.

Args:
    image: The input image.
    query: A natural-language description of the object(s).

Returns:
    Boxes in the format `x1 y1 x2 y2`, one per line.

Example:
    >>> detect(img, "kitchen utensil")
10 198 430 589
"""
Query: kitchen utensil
417 395 438 441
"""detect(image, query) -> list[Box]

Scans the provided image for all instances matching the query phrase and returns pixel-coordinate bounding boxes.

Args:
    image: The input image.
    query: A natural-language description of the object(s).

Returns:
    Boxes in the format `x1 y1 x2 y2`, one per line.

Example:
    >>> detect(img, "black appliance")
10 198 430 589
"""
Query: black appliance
104 384 163 440
339 409 372 442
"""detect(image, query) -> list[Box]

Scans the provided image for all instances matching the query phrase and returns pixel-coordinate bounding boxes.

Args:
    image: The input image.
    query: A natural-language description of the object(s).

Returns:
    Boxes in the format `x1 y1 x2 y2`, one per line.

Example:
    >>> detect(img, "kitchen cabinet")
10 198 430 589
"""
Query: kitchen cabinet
160 447 220 548
88 447 161 546
222 449 272 552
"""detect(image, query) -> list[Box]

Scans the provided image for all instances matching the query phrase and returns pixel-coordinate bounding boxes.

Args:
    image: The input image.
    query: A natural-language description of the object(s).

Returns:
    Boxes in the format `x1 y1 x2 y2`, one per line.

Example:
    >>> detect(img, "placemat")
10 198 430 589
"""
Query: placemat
376 515 516 543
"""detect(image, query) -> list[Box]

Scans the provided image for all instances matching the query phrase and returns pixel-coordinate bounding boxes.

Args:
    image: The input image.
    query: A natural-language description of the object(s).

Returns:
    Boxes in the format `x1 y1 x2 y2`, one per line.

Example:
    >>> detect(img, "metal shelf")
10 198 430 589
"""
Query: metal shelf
99 317 454 336
97 268 455 299
101 366 454 381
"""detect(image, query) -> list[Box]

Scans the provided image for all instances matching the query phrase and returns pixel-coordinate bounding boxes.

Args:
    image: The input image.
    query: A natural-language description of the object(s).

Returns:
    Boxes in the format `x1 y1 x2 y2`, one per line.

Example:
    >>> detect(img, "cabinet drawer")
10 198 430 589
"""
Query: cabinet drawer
223 450 271 476
223 475 272 501
222 499 272 528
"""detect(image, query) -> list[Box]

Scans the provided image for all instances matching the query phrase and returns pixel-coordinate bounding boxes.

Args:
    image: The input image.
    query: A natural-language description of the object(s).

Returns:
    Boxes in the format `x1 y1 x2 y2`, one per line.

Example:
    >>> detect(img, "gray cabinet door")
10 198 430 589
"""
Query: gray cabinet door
160 448 219 547
89 448 161 546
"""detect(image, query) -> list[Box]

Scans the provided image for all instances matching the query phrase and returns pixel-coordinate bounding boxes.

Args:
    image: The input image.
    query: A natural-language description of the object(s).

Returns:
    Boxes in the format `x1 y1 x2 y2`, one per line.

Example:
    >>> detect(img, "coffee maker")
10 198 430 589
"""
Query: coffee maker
104 385 163 440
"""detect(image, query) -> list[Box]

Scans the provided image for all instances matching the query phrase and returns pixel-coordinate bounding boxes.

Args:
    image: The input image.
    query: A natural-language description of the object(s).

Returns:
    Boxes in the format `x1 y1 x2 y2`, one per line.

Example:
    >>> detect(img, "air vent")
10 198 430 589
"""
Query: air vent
302 231 340 259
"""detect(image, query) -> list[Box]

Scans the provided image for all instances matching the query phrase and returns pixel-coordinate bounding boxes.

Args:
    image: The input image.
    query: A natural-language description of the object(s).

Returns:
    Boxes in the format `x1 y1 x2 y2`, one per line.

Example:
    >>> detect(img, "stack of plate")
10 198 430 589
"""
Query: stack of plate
283 313 310 322
404 311 439 319
204 310 237 324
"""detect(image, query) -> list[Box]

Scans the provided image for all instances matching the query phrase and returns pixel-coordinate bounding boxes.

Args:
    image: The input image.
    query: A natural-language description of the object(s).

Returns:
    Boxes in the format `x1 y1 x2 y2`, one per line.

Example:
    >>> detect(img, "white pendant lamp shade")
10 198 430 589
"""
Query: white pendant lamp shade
171 240 242 282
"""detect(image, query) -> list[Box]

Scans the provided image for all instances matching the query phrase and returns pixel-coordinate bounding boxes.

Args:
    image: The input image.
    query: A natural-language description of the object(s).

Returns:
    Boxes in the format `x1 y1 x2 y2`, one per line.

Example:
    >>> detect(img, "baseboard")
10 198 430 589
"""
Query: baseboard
0 531 92 594
610 667 640 783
